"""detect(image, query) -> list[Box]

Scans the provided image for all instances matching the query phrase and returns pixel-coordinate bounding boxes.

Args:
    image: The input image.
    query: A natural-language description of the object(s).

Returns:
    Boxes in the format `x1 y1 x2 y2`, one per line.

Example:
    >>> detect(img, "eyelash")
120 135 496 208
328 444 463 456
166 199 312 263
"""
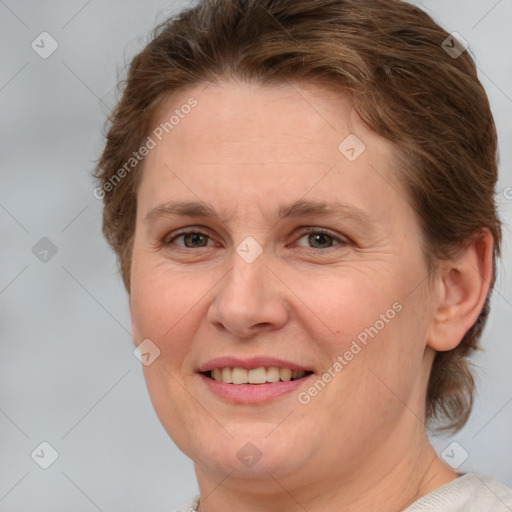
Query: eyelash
163 227 348 251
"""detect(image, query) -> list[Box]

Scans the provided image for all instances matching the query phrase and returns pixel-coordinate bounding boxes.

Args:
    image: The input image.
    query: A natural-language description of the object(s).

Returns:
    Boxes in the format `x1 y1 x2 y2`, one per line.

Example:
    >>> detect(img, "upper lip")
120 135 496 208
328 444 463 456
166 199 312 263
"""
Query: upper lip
198 356 312 373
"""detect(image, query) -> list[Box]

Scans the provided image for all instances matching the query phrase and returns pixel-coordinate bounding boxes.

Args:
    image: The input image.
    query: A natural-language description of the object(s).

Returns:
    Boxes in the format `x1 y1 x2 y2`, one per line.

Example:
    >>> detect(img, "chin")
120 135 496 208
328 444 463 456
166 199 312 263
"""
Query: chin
178 422 320 482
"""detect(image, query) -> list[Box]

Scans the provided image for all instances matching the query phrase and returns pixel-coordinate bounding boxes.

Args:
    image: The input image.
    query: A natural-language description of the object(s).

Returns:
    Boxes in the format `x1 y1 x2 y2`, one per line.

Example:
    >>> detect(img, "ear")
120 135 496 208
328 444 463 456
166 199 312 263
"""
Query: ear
427 230 494 352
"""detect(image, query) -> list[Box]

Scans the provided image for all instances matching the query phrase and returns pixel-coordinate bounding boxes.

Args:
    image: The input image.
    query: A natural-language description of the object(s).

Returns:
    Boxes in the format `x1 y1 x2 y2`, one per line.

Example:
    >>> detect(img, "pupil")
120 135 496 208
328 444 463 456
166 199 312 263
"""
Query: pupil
310 233 331 248
186 233 206 247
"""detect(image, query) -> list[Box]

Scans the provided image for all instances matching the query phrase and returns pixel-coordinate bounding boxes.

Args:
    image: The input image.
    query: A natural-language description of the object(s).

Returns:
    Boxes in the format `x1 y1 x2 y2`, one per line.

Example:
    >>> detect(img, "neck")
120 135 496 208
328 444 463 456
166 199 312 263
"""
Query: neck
193 428 458 512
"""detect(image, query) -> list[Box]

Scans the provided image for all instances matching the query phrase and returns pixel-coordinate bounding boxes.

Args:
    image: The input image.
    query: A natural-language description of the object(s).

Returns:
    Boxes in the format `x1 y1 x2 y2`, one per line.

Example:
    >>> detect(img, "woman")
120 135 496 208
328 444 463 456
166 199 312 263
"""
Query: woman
94 0 512 510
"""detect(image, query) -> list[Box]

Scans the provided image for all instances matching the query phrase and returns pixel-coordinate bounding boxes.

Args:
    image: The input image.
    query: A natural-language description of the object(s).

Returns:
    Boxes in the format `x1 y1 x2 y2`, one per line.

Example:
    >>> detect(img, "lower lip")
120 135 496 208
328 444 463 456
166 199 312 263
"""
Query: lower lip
199 373 314 404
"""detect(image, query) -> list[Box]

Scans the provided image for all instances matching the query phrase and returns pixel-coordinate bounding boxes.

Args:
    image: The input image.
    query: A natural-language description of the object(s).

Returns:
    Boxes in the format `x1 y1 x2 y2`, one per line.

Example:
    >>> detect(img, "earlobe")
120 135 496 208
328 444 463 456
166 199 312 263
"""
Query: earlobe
427 230 494 352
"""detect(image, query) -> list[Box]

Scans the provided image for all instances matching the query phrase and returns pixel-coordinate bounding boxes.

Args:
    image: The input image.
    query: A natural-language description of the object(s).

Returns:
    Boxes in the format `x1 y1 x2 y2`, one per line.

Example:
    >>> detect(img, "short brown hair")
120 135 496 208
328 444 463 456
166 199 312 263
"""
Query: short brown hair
94 0 501 432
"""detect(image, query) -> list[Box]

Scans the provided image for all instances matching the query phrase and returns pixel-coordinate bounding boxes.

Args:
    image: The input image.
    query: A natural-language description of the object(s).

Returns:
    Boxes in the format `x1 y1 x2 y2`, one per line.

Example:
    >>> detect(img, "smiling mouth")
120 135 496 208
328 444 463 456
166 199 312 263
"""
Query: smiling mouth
201 367 314 385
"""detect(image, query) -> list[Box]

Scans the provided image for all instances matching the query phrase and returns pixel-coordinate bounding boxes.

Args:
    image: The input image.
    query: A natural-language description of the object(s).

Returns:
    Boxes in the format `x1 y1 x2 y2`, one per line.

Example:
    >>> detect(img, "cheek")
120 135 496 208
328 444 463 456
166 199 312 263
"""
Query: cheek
130 262 207 445
289 269 400 356
130 258 203 361
296 264 429 404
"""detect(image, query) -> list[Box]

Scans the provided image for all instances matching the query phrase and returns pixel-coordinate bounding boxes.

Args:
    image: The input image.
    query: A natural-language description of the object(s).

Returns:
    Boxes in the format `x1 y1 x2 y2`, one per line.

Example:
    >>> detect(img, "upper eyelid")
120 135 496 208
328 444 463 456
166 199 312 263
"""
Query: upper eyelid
164 226 216 243
291 227 346 245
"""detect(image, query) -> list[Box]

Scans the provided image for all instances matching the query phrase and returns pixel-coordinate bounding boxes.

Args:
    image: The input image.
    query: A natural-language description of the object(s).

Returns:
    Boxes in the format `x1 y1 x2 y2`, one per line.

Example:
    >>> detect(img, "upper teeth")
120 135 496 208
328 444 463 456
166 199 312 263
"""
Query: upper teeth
210 367 306 384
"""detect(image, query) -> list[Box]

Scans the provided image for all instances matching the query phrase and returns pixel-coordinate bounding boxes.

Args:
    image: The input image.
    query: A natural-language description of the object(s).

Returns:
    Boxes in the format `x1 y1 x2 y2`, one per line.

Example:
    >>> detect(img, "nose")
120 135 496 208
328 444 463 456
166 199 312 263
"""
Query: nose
207 249 289 338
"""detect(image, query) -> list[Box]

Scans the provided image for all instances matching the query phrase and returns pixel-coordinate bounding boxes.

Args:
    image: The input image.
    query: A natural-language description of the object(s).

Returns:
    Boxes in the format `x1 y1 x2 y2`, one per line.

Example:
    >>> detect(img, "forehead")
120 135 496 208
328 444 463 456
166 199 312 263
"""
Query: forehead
138 80 409 224
149 80 375 161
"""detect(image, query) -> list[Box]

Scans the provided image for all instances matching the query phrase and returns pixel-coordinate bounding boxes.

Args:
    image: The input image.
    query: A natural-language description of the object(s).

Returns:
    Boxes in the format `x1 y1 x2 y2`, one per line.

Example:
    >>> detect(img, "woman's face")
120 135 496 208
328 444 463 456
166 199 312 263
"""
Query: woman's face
129 81 438 486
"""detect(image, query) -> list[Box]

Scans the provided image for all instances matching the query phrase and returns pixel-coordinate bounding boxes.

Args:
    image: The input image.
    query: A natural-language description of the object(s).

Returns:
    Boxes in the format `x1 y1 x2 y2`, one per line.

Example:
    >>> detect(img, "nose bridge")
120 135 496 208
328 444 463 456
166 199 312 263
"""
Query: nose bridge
224 232 269 299
208 244 288 336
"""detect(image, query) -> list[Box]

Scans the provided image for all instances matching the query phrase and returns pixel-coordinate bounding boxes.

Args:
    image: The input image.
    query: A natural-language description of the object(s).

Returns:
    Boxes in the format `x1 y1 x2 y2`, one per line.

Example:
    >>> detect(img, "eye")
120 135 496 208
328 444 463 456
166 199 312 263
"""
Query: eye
166 229 214 249
294 228 346 249
163 227 348 251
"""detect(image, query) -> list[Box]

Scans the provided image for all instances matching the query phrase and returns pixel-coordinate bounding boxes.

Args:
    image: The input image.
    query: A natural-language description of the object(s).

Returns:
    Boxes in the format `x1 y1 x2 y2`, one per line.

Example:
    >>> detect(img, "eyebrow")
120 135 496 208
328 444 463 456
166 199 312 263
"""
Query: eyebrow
144 199 377 229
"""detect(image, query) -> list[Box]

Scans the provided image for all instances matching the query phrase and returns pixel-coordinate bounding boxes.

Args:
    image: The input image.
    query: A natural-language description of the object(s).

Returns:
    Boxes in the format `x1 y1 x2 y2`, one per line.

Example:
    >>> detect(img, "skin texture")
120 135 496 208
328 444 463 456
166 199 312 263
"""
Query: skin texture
129 80 493 512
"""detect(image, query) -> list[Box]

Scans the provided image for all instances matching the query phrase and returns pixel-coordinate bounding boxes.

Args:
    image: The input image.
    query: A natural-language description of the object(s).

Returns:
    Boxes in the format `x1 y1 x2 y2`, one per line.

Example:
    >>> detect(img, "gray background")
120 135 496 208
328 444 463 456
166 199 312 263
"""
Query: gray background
1 1 511 510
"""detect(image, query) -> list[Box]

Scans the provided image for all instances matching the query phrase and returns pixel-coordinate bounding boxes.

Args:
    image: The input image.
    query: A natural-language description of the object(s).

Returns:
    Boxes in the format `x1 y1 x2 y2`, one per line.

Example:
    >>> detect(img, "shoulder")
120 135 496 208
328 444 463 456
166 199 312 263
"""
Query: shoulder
404 473 512 511
172 494 200 512
171 478 512 512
